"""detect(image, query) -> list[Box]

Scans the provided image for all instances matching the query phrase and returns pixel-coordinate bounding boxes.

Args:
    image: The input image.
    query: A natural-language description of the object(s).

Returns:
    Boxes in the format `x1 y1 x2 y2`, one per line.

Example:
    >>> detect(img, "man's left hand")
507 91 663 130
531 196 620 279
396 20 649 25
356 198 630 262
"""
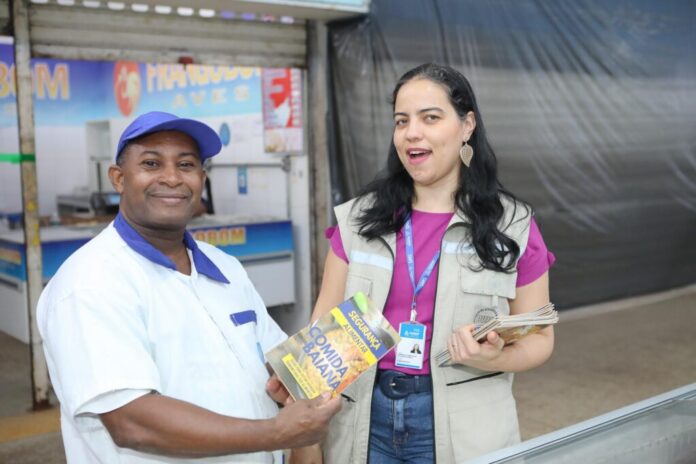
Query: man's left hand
266 374 292 405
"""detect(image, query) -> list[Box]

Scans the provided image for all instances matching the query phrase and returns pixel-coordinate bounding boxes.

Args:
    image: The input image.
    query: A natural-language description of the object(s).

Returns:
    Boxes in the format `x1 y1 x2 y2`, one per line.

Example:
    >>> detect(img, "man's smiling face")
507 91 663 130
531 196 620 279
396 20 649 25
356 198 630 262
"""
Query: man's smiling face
110 130 206 232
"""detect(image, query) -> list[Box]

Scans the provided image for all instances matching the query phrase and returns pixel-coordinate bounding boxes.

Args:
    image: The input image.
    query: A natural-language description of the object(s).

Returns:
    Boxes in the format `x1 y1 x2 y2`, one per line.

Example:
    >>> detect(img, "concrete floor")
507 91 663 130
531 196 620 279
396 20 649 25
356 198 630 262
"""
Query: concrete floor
0 330 38 418
513 285 696 440
1 285 695 462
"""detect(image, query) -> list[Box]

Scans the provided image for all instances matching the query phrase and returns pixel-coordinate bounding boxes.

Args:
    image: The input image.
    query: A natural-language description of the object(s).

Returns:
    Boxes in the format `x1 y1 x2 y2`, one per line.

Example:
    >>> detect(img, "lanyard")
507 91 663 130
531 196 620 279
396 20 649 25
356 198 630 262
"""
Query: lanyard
404 216 441 322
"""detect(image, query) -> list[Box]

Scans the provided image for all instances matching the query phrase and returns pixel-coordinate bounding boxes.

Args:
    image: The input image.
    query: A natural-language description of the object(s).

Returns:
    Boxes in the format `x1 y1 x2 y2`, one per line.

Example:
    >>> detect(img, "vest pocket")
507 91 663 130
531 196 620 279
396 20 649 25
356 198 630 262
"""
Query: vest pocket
323 397 356 463
446 375 521 461
440 362 496 385
345 274 373 298
452 265 516 330
459 266 517 300
439 268 517 385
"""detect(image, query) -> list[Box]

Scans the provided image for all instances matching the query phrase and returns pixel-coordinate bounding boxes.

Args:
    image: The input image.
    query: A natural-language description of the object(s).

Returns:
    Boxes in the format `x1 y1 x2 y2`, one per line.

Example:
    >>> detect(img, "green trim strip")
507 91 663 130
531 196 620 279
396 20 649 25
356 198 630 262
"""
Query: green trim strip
0 153 36 163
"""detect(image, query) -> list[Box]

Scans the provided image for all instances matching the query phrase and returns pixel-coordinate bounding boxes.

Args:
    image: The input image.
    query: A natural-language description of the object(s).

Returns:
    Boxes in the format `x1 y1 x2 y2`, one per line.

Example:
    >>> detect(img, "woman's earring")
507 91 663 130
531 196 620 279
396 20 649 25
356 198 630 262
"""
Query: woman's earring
459 142 474 167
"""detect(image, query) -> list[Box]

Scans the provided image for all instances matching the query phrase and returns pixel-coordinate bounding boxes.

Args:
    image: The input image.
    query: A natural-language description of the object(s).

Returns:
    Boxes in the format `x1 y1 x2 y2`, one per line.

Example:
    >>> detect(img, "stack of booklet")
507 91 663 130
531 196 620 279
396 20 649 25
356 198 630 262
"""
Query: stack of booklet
435 302 558 367
266 292 400 401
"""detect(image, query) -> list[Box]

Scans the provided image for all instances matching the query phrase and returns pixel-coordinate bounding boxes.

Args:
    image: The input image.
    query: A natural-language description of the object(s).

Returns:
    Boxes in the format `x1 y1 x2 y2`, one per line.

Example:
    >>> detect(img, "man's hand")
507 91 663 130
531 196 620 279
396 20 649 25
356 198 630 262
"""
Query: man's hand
290 444 323 464
266 374 292 405
447 324 505 371
100 391 340 457
271 393 341 449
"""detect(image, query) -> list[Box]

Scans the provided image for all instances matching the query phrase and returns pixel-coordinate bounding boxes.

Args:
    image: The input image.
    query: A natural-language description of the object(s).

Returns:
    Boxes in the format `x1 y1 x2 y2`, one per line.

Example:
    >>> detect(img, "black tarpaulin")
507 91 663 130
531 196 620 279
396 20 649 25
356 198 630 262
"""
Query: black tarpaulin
327 0 696 309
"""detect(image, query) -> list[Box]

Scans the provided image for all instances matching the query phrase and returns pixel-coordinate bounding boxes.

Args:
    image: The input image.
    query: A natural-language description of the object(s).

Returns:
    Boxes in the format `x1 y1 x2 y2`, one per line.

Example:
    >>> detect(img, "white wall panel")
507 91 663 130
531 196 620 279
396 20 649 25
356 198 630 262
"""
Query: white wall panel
0 126 21 214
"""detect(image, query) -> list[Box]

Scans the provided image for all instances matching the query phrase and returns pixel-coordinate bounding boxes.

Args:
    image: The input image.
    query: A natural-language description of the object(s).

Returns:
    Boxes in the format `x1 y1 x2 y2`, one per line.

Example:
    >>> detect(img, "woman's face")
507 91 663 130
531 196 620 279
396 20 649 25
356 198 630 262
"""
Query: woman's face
393 78 475 191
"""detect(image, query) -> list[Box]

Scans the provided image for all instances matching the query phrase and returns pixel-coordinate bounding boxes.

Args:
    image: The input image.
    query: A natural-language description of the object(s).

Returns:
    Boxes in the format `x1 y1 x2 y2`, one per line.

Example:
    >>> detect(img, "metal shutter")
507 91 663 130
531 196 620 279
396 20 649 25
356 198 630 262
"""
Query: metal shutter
0 0 9 33
26 2 306 68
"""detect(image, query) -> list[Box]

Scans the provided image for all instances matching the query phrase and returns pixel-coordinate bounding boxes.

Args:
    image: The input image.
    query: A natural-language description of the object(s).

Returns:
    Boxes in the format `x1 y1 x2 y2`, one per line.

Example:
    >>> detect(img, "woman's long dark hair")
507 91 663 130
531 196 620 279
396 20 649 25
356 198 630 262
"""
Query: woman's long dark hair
355 63 529 272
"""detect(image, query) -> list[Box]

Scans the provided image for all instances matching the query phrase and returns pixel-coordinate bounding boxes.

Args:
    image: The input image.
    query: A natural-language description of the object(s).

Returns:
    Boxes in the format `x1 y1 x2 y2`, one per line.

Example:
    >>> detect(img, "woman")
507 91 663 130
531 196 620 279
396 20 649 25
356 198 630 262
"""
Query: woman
297 63 555 463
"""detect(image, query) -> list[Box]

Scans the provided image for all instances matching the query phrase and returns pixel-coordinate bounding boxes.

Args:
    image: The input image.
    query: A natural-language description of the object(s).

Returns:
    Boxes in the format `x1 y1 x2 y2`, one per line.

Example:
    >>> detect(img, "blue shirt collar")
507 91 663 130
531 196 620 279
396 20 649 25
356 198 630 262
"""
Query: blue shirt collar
114 213 230 284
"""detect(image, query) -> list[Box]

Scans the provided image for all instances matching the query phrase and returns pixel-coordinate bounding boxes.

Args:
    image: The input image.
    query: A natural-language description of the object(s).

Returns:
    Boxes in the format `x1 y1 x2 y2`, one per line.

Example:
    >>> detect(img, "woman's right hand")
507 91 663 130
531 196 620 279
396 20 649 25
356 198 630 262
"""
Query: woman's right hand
290 444 323 464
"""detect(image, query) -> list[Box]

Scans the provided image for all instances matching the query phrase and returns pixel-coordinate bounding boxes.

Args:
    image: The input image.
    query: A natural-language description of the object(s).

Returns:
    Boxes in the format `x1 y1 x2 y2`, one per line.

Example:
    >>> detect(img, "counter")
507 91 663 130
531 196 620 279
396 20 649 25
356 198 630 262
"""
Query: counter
0 215 294 343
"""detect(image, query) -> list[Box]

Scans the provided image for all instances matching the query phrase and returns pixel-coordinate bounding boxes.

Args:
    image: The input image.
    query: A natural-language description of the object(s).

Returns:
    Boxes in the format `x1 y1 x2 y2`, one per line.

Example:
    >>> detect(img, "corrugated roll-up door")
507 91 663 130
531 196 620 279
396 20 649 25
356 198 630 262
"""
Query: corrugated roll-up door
26 2 306 68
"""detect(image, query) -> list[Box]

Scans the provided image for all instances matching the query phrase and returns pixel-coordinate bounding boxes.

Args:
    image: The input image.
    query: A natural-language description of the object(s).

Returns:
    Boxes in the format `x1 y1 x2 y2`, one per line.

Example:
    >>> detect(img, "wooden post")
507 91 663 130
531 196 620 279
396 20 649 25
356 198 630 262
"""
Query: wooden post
12 0 50 409
306 20 331 302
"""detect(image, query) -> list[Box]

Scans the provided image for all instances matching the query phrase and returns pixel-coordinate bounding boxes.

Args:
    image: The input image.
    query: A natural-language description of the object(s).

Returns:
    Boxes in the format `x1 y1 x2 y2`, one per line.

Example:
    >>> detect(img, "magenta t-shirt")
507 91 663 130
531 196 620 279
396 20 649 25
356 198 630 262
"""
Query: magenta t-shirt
325 210 555 375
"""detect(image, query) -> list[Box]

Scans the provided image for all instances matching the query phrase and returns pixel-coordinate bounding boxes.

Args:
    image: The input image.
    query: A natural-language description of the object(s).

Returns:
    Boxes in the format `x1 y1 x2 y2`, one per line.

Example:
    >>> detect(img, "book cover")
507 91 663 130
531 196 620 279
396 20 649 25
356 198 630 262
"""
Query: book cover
266 292 400 401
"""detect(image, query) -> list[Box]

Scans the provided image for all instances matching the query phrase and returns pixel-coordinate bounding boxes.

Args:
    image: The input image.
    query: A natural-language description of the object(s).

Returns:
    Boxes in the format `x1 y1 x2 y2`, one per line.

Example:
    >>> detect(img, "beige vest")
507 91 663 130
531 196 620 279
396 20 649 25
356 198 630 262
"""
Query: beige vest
323 196 532 463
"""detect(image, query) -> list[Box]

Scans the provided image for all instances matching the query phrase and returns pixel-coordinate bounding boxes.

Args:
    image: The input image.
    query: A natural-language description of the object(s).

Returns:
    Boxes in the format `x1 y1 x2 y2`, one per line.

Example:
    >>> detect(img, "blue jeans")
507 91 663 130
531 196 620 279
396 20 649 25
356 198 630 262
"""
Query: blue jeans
368 382 435 463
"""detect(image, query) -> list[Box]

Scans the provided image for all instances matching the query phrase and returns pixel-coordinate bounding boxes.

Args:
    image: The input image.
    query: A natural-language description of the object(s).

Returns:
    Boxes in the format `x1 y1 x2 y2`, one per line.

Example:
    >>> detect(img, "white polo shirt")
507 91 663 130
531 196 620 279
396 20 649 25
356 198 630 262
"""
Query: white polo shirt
37 215 287 463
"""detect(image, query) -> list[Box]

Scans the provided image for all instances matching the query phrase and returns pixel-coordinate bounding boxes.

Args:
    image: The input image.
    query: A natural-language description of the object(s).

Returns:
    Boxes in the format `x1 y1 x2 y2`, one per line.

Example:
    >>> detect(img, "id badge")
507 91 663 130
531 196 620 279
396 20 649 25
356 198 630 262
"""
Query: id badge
395 322 426 369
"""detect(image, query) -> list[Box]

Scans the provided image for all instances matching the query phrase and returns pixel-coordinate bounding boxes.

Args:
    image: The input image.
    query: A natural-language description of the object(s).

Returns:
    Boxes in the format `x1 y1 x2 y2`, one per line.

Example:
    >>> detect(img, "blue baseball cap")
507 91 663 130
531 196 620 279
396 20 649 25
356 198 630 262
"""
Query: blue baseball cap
115 111 222 162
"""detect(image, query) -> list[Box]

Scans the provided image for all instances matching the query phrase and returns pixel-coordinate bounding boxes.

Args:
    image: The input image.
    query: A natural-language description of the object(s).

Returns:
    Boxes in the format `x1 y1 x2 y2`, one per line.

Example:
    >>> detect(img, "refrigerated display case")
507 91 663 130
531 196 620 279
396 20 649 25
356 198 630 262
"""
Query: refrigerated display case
0 215 294 343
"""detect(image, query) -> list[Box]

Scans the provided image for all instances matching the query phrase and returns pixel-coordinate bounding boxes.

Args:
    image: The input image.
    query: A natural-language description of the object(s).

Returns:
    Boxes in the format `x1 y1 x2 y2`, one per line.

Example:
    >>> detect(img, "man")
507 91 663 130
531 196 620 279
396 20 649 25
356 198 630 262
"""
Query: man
37 111 340 463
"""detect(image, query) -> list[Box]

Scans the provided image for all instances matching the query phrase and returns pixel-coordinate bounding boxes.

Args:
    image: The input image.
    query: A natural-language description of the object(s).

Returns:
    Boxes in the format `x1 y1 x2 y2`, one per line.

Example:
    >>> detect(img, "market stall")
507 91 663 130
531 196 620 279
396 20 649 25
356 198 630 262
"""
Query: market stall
0 0 369 407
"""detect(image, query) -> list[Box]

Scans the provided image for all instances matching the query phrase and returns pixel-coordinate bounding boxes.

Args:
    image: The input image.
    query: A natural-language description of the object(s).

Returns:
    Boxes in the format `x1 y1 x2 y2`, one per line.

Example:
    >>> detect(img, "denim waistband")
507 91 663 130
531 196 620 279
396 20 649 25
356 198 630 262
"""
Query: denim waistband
376 370 432 399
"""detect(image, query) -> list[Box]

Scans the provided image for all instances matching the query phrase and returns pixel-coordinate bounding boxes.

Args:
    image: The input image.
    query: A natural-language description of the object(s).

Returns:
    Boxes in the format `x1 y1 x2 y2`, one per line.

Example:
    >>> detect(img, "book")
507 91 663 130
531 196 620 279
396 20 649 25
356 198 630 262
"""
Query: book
435 302 558 367
266 292 401 401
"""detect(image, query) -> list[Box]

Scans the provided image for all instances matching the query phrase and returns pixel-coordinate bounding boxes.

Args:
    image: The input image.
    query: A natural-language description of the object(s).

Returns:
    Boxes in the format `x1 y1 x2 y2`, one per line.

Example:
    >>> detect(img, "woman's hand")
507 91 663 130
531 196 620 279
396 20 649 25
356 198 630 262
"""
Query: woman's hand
289 444 323 464
447 324 505 371
447 271 555 373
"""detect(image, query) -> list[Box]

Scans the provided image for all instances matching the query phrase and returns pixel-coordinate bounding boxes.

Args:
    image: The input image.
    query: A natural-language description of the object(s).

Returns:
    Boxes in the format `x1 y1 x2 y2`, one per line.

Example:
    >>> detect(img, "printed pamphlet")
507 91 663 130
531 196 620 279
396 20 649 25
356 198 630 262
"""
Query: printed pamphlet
266 292 400 400
435 302 558 367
